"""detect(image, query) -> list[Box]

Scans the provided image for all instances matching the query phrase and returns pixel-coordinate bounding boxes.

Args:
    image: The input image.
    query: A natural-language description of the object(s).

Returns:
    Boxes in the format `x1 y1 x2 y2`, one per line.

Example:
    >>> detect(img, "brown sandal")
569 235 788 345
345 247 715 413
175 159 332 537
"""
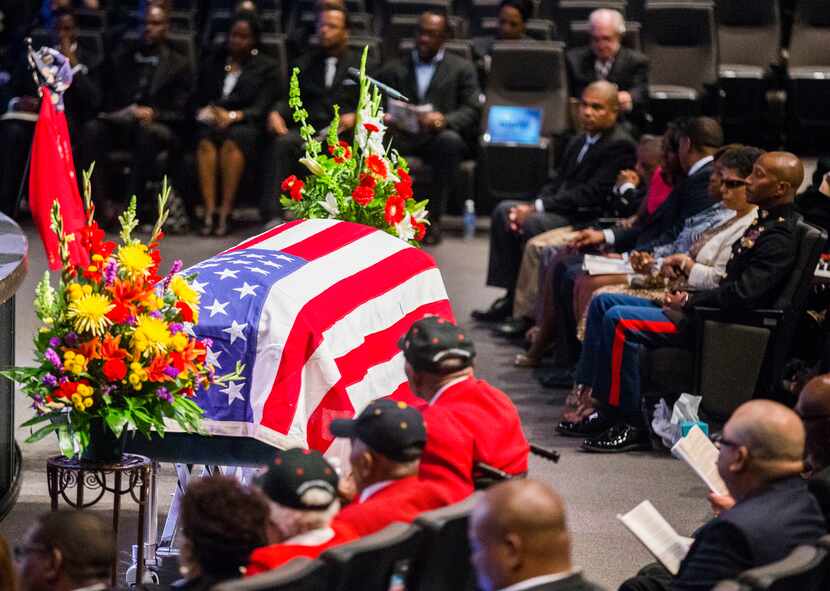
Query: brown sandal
559 384 594 423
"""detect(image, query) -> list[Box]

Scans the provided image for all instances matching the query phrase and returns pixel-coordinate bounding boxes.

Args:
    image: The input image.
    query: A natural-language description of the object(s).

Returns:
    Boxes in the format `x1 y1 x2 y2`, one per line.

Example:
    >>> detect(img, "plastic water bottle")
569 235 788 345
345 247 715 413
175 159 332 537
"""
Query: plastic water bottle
463 199 476 240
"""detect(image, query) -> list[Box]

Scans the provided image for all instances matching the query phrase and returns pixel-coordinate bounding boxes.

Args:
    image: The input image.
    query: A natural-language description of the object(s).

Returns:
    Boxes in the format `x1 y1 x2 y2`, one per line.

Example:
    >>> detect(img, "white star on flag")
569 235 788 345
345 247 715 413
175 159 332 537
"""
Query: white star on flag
274 254 294 262
205 347 222 367
223 320 248 344
190 279 207 294
262 260 282 269
214 268 239 280
221 381 245 405
249 267 269 276
233 282 259 299
205 298 229 317
182 323 196 336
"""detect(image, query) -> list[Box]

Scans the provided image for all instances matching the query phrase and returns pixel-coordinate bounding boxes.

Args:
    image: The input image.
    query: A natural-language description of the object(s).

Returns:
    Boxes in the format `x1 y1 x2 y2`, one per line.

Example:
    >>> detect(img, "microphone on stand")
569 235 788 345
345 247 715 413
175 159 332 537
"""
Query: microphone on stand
346 67 410 103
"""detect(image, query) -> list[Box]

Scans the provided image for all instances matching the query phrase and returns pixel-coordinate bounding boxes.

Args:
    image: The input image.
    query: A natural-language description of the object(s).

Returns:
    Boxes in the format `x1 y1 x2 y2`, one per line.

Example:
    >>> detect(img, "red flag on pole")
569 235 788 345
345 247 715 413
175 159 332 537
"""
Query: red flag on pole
29 86 88 270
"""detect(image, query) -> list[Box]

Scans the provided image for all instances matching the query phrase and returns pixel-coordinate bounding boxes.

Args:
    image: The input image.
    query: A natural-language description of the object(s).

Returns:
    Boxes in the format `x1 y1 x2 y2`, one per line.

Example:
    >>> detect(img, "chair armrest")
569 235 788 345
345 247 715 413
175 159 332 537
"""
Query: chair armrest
692 306 785 327
529 443 560 463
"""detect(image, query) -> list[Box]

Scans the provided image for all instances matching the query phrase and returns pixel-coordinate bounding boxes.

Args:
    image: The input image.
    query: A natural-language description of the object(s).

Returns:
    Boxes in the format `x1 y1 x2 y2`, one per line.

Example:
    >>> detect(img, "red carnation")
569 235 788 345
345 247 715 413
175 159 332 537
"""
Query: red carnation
384 195 406 225
359 173 376 189
103 358 127 381
281 175 304 201
397 167 411 185
365 155 387 178
412 215 426 241
364 122 380 134
328 140 352 163
395 167 413 199
352 185 375 206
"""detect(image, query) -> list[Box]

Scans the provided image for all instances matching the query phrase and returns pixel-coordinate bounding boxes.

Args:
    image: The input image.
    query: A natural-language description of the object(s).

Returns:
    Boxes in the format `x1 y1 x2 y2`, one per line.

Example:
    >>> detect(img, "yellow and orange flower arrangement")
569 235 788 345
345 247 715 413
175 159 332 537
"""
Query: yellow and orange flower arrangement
3 175 241 457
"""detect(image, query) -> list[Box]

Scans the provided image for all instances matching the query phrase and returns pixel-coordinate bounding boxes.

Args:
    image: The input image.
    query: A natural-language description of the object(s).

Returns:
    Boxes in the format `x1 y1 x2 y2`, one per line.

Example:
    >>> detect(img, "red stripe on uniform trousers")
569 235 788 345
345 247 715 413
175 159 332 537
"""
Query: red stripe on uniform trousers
609 317 678 407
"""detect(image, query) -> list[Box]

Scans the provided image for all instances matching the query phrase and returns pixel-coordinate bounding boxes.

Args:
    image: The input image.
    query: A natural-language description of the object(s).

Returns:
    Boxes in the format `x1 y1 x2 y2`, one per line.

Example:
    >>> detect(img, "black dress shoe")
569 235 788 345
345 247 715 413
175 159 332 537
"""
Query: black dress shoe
556 411 614 438
423 223 443 245
493 316 532 338
471 295 513 322
581 423 652 453
539 366 575 388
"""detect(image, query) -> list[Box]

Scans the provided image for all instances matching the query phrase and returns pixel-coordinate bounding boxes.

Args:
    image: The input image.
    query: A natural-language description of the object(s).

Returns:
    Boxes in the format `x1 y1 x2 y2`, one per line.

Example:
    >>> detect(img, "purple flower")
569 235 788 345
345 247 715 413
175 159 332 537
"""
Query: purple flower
33 394 43 403
156 387 172 403
42 373 58 387
163 366 179 378
59 376 70 385
163 260 184 290
202 338 213 349
127 316 137 326
48 337 61 348
64 332 78 346
44 348 61 368
101 384 116 396
169 323 183 334
149 310 162 319
104 258 118 286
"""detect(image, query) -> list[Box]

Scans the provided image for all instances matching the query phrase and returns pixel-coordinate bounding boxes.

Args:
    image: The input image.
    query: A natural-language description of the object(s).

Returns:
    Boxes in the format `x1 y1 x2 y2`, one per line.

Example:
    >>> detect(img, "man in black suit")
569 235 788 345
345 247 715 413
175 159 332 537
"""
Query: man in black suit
18 510 118 591
795 375 830 522
80 3 191 216
566 8 649 131
469 479 606 591
620 400 826 591
378 10 482 245
474 80 636 322
260 6 360 223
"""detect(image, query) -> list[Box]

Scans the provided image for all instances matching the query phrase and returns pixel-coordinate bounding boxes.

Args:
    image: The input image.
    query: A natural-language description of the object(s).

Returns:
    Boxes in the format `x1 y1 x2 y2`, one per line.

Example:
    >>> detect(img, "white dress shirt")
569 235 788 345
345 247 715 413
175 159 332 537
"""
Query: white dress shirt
498 569 581 591
324 56 338 89
413 48 445 101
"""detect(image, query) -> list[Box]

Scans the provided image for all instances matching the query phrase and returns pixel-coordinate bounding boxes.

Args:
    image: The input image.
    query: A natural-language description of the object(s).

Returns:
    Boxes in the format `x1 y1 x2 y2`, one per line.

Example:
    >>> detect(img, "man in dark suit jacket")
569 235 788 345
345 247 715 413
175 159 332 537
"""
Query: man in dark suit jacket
260 6 361 222
566 8 649 130
378 10 482 244
469 479 606 591
620 400 826 591
795 374 830 523
80 4 191 215
474 80 636 322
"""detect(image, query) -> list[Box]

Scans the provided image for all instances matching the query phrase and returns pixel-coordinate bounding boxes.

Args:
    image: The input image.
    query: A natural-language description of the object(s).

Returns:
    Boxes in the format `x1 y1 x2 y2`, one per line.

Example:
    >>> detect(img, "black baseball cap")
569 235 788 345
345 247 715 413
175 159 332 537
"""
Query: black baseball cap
399 316 476 374
329 399 427 462
255 448 339 510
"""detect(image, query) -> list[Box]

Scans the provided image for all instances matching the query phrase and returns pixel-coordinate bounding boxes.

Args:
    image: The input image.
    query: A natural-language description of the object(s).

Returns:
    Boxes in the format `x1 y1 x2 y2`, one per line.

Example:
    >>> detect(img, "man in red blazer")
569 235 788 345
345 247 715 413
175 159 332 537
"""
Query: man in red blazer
400 317 530 491
330 399 456 537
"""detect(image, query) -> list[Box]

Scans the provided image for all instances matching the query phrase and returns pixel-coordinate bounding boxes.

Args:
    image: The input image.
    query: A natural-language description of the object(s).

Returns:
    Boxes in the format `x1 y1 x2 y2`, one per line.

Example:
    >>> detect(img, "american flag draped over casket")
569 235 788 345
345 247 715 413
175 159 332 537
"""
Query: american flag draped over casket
181 219 453 456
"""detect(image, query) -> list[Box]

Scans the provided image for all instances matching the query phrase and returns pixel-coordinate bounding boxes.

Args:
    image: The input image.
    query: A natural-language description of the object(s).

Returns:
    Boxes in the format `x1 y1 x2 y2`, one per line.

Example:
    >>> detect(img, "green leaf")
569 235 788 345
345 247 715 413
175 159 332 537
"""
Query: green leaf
25 422 60 443
20 413 53 428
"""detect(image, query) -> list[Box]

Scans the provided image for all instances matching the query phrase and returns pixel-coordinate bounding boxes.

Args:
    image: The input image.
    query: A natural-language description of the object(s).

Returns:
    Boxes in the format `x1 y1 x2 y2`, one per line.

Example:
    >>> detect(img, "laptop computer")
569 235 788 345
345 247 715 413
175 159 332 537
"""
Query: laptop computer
485 105 543 145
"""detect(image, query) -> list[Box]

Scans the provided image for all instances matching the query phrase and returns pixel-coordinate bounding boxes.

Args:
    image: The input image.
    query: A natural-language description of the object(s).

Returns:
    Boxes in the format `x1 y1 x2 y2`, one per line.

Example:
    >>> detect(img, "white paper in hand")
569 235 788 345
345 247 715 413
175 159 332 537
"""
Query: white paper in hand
671 425 729 496
618 500 693 575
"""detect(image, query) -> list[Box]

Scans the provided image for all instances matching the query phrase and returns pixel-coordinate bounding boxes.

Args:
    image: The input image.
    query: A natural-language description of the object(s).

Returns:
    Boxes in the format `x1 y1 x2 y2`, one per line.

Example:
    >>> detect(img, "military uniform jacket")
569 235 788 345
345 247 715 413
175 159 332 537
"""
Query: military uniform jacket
686 203 798 311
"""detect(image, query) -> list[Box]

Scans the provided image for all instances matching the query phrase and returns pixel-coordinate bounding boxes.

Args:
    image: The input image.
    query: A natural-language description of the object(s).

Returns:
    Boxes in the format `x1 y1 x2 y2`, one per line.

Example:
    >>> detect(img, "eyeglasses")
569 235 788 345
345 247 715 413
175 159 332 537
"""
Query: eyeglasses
13 544 50 560
721 178 747 189
711 433 741 450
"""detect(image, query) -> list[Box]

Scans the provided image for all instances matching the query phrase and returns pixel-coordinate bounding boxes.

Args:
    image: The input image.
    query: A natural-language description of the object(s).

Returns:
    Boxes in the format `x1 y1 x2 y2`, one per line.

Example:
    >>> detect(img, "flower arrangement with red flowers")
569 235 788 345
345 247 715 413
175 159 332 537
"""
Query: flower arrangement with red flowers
278 48 429 244
1 174 242 458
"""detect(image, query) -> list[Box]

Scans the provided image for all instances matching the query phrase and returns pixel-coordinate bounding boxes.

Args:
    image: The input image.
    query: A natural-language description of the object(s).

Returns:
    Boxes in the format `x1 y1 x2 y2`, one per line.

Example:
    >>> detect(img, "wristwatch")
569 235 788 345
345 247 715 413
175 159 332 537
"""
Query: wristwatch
228 110 239 122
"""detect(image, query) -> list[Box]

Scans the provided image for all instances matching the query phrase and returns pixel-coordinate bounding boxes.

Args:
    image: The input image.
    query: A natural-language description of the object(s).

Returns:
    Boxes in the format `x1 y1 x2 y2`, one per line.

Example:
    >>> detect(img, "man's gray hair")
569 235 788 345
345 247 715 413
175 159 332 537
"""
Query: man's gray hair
590 8 626 35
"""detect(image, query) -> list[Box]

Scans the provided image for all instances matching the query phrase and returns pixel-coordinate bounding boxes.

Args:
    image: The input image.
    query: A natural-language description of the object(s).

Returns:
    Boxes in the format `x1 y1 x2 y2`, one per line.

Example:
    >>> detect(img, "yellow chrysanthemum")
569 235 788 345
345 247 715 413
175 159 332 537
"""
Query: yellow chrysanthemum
170 275 199 306
132 314 172 355
67 293 114 336
118 243 154 277
171 332 188 352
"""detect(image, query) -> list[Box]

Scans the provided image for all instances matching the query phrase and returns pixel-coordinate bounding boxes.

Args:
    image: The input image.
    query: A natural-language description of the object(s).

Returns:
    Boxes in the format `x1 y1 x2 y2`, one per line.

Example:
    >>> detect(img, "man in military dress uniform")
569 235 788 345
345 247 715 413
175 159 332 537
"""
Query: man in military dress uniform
558 152 804 452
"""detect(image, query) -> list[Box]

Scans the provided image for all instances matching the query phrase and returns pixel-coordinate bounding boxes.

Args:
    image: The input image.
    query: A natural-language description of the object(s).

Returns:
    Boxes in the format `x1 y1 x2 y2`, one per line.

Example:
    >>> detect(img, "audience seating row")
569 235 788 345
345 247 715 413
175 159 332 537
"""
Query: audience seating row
214 494 480 591
713 534 830 591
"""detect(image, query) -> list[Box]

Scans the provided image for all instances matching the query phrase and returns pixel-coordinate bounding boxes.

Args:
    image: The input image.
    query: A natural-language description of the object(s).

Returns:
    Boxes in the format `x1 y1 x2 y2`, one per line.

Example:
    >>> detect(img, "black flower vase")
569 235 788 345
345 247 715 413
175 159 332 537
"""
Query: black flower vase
81 418 127 463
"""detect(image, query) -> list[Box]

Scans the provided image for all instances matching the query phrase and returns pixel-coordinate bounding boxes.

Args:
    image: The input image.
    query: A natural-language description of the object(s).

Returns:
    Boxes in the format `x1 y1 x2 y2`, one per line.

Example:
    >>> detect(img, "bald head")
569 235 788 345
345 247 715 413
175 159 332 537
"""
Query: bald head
579 81 620 133
470 480 571 590
746 152 804 208
729 400 805 462
585 80 619 111
796 374 830 472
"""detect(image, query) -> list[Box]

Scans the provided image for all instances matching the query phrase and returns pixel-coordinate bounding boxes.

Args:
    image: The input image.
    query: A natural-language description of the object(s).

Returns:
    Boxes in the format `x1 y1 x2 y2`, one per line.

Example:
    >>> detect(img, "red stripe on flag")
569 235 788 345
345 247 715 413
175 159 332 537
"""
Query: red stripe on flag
281 222 377 261
225 219 305 253
261 248 440 433
609 318 677 407
305 299 453 452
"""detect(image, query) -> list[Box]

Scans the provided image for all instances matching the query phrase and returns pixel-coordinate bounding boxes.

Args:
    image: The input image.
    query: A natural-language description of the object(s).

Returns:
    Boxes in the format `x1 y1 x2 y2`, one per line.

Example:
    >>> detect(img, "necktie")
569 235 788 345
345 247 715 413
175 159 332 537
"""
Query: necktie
576 135 597 164
595 59 612 80
324 57 337 89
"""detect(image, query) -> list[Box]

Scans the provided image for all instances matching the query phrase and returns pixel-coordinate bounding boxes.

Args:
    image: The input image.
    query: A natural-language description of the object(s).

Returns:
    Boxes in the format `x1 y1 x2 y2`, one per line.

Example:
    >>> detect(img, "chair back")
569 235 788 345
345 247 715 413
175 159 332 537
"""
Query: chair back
738 545 830 591
772 220 827 314
789 0 830 72
408 494 481 591
259 34 289 91
484 41 569 136
322 522 424 591
213 558 330 591
568 19 641 50
717 0 779 69
642 0 717 92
